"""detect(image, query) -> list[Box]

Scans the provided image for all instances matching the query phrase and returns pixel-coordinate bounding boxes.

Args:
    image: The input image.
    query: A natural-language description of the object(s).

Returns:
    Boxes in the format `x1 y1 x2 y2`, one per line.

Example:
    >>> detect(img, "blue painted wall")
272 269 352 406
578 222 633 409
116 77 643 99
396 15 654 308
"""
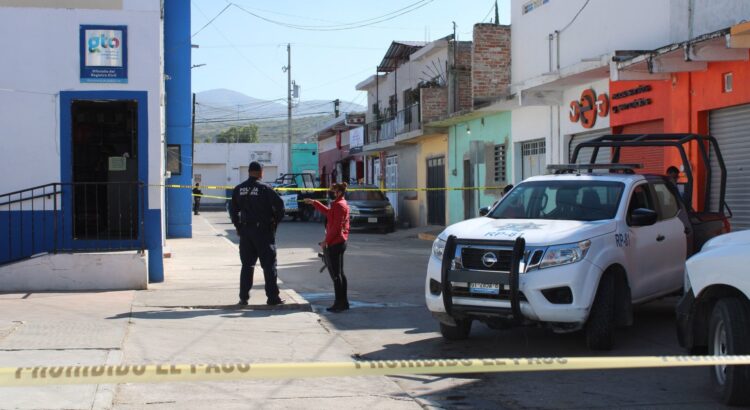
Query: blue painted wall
164 0 193 238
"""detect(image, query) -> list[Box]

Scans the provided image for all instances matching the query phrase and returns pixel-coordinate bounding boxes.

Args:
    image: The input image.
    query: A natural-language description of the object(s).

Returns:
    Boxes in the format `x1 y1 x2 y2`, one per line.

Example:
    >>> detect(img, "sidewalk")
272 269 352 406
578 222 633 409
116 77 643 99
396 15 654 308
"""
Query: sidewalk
0 215 420 409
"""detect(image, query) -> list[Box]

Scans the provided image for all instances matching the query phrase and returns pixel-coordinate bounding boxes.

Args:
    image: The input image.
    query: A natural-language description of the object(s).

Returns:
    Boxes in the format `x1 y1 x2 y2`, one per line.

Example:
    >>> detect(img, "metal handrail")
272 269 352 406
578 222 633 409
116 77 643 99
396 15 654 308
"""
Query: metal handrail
0 181 146 266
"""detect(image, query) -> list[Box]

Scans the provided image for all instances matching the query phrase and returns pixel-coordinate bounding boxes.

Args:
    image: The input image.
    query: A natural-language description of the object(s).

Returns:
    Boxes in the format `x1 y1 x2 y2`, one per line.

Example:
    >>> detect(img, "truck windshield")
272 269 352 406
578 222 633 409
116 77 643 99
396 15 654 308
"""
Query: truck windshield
488 180 625 221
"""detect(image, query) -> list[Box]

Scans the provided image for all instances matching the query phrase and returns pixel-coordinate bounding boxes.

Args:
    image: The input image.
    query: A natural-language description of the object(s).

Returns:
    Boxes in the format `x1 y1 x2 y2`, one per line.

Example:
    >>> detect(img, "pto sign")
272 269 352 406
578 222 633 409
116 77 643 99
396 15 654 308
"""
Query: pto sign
569 89 609 129
80 25 127 83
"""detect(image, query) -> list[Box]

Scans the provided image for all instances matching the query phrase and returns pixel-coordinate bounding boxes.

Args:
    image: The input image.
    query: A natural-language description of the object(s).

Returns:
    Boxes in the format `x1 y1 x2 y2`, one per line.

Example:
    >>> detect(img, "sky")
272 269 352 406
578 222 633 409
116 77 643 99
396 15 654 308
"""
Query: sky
190 0 512 106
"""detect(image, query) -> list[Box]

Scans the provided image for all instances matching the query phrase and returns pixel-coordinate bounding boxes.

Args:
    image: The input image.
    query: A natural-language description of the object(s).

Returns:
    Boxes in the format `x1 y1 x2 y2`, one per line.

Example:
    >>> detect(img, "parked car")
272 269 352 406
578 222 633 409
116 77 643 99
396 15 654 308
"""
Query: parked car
272 173 325 221
346 185 395 233
426 134 730 350
677 230 750 406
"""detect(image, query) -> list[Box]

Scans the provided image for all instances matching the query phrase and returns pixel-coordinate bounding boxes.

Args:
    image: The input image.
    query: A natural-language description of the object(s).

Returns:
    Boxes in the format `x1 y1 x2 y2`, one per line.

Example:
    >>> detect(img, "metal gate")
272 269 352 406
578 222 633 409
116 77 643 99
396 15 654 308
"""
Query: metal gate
385 155 398 219
522 139 546 179
426 157 446 225
569 130 611 164
709 104 750 230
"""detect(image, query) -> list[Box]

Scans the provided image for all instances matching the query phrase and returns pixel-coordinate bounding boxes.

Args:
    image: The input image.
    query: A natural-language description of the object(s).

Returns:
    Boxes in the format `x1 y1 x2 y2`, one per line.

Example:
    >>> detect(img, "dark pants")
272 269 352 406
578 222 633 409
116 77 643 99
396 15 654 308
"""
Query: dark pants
326 242 348 306
193 199 200 215
239 229 281 302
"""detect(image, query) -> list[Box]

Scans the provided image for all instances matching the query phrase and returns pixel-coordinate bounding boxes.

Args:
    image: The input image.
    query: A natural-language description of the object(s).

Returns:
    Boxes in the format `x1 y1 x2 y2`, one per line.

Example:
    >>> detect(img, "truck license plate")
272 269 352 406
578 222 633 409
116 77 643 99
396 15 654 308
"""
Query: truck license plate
368 217 378 223
469 283 500 295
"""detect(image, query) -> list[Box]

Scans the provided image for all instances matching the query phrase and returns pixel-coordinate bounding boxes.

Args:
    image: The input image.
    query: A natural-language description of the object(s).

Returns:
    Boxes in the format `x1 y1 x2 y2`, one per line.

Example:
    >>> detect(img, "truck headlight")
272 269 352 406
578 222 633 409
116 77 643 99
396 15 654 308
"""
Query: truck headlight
432 237 447 261
540 240 591 269
385 204 394 215
349 205 360 215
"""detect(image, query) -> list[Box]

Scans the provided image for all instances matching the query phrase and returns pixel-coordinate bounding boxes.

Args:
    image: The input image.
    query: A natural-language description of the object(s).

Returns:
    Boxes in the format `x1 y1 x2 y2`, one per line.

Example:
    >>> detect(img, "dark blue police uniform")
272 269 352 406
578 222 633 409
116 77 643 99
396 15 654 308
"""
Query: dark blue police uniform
229 176 285 305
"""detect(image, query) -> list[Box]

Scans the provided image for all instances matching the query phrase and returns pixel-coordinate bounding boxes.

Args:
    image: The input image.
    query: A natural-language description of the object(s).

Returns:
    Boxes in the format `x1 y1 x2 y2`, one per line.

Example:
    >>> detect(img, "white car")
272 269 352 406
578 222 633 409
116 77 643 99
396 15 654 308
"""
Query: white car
426 170 727 350
677 230 750 406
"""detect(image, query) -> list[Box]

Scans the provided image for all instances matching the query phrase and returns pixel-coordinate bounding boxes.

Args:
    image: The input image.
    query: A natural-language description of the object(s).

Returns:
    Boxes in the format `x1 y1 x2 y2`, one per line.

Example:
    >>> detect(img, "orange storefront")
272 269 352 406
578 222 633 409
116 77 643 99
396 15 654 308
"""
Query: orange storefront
610 48 750 219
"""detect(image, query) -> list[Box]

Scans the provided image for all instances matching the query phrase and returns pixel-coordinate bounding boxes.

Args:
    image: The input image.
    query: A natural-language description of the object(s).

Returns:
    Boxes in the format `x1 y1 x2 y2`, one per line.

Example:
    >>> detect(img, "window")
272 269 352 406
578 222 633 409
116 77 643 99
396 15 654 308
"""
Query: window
627 184 655 225
653 182 679 220
724 72 733 93
166 144 181 175
347 190 386 201
522 0 550 14
493 144 507 184
489 181 625 221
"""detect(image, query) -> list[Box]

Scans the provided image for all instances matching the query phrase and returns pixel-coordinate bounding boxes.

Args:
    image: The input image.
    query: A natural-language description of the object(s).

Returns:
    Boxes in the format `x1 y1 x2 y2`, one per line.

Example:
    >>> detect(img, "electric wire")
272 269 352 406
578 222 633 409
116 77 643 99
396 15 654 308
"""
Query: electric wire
230 1 434 31
191 3 231 38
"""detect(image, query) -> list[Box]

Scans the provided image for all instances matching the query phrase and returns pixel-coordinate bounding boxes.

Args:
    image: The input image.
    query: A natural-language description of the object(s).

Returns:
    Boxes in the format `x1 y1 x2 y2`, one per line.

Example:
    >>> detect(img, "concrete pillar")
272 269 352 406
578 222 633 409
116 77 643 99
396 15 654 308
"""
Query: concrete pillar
164 0 193 239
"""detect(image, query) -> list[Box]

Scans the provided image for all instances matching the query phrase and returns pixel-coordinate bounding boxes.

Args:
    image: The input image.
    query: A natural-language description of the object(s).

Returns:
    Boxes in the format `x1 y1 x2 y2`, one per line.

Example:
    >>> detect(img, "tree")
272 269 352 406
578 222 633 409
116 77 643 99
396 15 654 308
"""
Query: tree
215 124 259 143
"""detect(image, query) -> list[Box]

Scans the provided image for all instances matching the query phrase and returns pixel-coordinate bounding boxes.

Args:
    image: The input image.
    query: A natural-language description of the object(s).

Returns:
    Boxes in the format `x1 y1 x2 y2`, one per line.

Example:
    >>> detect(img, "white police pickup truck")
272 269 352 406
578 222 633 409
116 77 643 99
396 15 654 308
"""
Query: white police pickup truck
677 230 750 405
426 134 731 350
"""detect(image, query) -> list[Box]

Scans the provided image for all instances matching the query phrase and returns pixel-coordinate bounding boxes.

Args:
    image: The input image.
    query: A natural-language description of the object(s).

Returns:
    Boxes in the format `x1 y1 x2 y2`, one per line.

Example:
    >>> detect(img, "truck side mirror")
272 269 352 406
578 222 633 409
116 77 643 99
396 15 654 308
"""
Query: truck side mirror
630 208 658 227
479 206 490 217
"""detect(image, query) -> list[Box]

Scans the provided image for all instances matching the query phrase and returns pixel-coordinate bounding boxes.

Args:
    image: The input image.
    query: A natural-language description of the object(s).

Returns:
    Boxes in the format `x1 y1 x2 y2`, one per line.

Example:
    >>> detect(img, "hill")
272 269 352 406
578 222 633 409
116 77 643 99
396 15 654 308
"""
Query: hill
193 89 365 143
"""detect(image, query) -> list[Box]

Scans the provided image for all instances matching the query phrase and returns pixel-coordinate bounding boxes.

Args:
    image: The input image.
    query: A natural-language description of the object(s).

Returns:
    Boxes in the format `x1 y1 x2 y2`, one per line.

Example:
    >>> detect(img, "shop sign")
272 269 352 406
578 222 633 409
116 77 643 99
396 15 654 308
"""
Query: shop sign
345 113 366 126
569 89 609 129
80 25 128 83
349 127 364 154
611 85 652 114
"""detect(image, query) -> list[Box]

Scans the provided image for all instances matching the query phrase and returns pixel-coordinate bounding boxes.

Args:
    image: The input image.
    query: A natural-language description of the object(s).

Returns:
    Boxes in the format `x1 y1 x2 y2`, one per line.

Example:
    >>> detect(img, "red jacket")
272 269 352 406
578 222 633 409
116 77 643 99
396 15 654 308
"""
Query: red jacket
312 197 350 246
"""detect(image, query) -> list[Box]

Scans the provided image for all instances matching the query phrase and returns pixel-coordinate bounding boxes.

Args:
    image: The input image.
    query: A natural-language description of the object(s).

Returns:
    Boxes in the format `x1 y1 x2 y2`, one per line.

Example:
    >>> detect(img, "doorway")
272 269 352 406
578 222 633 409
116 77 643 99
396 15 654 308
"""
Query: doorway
463 159 475 219
426 156 446 225
71 100 139 240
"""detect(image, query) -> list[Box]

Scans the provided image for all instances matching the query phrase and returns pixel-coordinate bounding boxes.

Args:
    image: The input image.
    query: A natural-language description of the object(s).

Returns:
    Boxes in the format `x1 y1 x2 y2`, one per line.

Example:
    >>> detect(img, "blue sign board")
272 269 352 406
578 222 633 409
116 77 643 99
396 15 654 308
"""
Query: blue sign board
80 25 128 83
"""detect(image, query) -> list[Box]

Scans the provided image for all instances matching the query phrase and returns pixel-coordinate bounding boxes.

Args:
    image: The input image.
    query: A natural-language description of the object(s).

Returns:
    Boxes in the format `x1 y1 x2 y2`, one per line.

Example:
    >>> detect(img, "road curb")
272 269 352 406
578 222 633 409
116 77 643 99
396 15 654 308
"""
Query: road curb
417 232 438 241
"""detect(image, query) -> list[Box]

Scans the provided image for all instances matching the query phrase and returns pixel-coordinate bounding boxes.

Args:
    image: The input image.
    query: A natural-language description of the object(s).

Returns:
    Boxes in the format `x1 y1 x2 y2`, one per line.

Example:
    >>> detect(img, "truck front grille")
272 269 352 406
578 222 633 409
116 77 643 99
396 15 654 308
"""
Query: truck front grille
460 248 513 272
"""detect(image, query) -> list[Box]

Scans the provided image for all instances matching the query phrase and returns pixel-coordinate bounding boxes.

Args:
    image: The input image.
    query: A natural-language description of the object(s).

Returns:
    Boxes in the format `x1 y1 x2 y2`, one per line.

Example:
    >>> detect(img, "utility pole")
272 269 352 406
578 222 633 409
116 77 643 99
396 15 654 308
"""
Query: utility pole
285 43 293 174
191 92 196 176
495 0 500 25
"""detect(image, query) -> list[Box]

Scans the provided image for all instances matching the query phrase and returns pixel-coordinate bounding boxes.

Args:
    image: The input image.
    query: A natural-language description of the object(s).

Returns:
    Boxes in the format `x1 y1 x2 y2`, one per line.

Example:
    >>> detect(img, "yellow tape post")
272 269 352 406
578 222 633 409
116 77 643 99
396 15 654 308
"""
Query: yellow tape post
2 355 750 387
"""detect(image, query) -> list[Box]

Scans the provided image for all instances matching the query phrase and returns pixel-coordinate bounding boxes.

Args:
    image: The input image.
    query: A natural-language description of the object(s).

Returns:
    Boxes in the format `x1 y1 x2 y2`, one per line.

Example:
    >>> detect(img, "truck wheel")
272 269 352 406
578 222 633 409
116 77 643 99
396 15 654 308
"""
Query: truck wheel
708 298 750 406
439 319 472 341
585 273 615 350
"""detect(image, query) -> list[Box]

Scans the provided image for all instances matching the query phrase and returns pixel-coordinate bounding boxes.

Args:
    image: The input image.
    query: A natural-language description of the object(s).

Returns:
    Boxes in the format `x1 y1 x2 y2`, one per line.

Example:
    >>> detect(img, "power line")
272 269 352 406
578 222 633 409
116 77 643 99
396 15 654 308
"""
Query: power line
191 3 231 38
230 1 434 31
481 1 495 23
192 1 281 86
559 0 591 33
230 0 428 29
195 111 333 124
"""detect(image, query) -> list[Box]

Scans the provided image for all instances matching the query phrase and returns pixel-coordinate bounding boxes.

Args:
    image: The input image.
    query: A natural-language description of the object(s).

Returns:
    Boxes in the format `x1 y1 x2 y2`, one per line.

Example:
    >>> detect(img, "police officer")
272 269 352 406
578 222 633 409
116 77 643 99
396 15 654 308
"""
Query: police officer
229 161 285 306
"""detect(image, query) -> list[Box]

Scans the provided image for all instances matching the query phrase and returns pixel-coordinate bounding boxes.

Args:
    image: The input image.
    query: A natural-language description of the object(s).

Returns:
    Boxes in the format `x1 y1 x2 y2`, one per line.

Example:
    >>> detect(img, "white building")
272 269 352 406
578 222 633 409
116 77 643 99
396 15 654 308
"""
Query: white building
193 143 289 204
0 0 193 290
508 0 750 182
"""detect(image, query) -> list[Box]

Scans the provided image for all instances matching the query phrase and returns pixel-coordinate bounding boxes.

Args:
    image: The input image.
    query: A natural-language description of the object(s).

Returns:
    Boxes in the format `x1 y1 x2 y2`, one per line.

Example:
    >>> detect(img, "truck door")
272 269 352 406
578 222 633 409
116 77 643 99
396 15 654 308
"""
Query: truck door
625 183 664 300
650 181 688 292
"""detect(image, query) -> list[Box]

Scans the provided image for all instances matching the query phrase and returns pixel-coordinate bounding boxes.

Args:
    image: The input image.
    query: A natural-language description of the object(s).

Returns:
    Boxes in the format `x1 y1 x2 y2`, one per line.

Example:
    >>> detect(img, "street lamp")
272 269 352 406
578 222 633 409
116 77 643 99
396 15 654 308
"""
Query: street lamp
191 63 206 69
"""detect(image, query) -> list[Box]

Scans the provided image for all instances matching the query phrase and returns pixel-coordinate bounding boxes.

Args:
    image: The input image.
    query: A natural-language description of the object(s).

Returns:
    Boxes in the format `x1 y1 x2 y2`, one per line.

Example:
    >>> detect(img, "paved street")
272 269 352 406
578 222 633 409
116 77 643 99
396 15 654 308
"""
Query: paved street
207 211 727 409
0 211 731 409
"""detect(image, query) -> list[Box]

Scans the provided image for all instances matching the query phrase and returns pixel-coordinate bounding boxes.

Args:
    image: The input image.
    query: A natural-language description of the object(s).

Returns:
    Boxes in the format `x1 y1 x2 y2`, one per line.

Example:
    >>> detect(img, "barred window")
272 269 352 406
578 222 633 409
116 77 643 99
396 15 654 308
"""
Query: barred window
522 140 546 156
493 144 507 183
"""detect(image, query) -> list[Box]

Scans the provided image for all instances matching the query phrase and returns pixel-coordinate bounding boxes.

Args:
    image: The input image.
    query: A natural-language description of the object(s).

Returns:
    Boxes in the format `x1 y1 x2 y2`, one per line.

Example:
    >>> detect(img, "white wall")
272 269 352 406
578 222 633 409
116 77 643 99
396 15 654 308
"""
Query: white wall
670 0 750 43
360 40 450 122
193 143 289 202
511 0 672 84
0 1 164 210
0 251 148 291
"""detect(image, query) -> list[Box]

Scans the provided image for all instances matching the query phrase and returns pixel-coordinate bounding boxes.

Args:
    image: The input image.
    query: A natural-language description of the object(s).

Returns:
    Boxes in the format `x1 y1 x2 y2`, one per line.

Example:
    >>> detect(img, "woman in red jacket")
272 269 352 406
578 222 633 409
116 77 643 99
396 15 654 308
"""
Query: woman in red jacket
304 182 351 312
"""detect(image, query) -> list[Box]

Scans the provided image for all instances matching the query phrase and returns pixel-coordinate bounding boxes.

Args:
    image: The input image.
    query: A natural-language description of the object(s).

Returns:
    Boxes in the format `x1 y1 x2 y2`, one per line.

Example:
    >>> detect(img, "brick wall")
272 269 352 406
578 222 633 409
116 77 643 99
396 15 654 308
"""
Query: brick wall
472 23 511 102
455 42 473 112
420 87 449 124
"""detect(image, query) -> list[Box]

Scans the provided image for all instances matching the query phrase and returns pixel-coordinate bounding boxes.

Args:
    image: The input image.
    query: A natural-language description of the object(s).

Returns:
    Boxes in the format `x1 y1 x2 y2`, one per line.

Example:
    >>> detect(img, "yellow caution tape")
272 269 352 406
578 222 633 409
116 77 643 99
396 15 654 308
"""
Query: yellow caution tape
191 193 329 203
2 355 749 387
163 184 508 192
